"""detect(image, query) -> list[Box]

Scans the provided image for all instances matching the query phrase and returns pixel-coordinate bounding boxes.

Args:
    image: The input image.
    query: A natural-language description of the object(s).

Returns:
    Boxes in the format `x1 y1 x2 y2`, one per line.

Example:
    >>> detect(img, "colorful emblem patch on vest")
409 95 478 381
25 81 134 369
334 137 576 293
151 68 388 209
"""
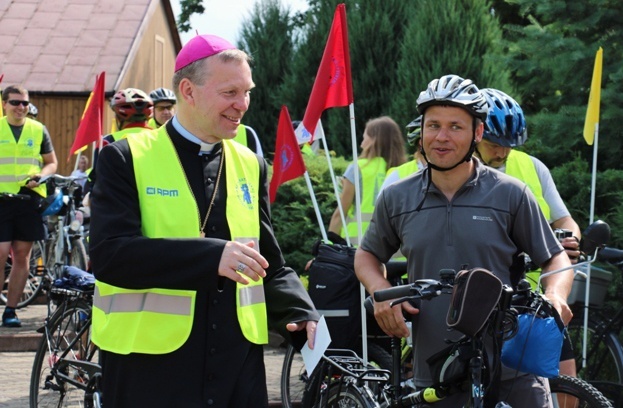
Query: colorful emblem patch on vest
26 138 35 148
235 178 255 210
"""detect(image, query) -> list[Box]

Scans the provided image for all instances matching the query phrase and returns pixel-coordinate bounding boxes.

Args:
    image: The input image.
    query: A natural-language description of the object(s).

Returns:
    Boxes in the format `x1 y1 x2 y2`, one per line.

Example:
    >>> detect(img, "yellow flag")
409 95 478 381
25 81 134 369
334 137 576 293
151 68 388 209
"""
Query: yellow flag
583 47 603 145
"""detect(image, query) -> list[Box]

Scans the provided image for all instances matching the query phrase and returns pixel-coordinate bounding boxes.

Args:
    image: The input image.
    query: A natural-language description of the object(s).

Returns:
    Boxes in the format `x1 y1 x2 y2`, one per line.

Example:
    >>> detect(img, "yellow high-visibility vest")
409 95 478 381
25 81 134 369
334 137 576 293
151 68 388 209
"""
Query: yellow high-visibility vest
343 157 387 246
0 117 46 197
92 128 267 355
505 150 550 221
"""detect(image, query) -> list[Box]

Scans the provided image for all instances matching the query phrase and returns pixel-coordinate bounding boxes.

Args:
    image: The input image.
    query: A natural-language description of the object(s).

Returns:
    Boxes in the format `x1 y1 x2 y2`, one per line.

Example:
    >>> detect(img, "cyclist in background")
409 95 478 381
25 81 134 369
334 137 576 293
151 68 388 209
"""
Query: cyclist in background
148 87 176 128
355 74 573 407
0 85 58 327
88 88 153 188
328 116 407 246
476 88 582 264
476 87 582 378
380 115 426 193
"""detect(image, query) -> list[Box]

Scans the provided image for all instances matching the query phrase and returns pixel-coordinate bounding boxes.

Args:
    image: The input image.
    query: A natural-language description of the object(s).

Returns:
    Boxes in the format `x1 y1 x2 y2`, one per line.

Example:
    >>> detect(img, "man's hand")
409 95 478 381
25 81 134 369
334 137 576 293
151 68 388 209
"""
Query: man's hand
286 320 318 349
25 174 42 189
561 236 581 264
373 299 418 339
217 240 268 284
542 291 573 325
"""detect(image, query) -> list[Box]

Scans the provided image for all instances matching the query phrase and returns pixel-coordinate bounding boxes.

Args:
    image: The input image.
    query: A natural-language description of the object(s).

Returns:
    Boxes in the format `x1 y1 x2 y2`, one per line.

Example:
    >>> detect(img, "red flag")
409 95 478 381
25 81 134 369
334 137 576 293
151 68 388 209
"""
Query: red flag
299 3 353 143
269 106 307 203
68 72 106 159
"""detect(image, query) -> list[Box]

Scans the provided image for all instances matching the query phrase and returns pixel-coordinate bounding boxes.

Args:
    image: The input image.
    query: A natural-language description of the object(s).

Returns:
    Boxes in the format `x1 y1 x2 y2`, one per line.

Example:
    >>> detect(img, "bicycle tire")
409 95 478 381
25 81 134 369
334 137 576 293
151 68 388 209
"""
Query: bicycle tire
549 375 614 407
1 240 46 308
280 342 392 408
30 298 99 407
323 382 377 408
281 344 307 408
567 317 623 384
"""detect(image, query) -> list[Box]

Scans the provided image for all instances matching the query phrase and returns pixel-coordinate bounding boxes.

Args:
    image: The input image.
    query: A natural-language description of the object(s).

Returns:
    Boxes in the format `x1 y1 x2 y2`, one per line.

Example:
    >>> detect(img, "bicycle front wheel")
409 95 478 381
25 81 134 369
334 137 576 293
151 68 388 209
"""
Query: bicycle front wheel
30 299 99 407
567 317 623 384
549 375 613 407
1 240 46 308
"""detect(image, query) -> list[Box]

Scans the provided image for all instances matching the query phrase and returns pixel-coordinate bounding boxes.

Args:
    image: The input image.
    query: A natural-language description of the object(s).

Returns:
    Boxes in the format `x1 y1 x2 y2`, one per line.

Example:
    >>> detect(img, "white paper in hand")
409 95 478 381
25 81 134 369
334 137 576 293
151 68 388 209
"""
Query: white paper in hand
300 315 331 376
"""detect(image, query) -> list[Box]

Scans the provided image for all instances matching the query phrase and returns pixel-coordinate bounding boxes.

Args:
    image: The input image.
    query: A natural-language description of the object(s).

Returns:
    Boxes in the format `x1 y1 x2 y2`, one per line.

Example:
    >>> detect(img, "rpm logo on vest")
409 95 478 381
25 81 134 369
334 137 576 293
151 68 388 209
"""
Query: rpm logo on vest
146 186 179 197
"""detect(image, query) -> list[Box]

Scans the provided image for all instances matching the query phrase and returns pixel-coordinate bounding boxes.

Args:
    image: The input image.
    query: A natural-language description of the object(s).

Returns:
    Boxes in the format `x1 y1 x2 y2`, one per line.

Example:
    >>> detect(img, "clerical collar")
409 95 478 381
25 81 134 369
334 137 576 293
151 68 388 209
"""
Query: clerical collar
171 116 219 155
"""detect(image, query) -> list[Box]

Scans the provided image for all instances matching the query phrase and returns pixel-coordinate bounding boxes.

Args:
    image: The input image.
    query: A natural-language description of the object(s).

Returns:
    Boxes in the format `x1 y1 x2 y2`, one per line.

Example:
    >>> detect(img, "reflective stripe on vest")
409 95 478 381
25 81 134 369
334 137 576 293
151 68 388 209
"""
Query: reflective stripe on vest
505 150 550 221
0 117 46 196
343 157 387 246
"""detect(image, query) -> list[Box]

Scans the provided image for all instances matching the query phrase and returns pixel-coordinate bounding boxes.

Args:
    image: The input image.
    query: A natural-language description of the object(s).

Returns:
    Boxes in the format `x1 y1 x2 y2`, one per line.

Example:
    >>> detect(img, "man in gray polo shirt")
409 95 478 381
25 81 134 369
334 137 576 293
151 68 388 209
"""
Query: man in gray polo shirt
354 74 573 407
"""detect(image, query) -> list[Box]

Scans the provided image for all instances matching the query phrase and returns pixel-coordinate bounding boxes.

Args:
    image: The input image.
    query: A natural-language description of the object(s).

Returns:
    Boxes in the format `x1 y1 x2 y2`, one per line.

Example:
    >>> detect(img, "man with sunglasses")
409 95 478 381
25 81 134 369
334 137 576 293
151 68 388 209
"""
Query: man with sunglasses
0 85 58 327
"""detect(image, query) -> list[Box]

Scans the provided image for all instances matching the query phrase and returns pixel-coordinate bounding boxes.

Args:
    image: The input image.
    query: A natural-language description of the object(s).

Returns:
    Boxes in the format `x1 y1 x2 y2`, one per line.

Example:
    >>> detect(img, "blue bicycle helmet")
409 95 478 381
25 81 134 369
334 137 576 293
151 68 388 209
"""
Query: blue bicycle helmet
41 189 64 216
481 88 527 147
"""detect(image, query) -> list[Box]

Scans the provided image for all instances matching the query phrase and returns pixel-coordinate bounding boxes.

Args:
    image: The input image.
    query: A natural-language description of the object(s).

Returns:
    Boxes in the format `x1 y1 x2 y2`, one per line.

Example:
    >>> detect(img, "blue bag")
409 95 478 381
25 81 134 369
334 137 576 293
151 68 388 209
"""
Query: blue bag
501 313 564 378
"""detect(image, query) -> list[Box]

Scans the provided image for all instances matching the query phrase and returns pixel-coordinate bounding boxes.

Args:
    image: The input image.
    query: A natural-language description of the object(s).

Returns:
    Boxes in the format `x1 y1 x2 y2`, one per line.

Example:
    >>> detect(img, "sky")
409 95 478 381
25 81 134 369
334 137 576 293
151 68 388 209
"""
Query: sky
170 0 310 45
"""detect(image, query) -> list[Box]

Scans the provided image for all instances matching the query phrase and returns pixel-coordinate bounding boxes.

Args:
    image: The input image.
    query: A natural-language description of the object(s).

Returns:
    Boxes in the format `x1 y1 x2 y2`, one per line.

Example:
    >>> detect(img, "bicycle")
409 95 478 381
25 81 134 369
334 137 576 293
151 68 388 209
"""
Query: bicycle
1 191 47 308
40 174 89 277
566 245 623 405
304 268 613 407
29 265 101 408
281 259 408 408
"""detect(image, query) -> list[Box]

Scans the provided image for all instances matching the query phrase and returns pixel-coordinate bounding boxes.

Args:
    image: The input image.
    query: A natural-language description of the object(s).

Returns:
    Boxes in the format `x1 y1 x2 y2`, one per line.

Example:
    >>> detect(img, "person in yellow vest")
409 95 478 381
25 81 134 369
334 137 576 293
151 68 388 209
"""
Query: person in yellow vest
148 87 176 128
381 115 427 192
328 116 407 246
88 88 154 189
476 88 581 379
89 34 319 408
0 85 58 327
233 123 264 156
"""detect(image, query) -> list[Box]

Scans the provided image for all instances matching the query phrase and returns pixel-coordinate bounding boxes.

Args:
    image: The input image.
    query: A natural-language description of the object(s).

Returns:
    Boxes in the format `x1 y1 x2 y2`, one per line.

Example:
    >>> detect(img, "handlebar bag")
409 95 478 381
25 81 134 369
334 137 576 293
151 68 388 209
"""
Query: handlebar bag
501 309 564 378
446 268 503 337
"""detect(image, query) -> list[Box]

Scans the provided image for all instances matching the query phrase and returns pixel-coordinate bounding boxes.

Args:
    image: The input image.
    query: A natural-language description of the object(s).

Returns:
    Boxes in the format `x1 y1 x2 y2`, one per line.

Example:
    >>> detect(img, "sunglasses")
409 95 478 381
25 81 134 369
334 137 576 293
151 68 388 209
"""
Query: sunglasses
7 100 30 107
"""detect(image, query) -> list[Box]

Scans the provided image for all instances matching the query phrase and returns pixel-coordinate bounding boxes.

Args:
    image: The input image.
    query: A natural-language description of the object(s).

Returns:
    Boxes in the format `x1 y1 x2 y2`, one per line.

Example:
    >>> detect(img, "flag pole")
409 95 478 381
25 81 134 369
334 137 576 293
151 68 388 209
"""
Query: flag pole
582 122 599 369
319 128 351 245
347 103 368 363
303 171 328 242
581 46 602 369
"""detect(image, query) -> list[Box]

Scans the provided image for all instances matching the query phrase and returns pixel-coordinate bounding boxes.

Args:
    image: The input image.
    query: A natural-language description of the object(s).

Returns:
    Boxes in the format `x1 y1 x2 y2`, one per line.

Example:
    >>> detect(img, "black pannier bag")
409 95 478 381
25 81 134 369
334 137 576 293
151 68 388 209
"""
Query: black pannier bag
307 242 360 349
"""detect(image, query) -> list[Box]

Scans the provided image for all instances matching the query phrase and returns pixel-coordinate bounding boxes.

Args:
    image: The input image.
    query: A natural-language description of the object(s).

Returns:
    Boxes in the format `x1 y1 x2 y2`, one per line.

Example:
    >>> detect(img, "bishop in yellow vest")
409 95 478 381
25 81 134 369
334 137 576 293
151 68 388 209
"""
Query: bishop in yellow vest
90 35 319 408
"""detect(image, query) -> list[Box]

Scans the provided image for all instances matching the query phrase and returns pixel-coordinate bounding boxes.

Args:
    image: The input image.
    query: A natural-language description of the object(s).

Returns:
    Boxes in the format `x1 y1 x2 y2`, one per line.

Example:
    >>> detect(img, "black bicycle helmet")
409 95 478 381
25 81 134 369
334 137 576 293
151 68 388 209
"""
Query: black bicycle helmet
481 88 527 148
149 87 176 104
406 116 422 146
416 74 488 121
